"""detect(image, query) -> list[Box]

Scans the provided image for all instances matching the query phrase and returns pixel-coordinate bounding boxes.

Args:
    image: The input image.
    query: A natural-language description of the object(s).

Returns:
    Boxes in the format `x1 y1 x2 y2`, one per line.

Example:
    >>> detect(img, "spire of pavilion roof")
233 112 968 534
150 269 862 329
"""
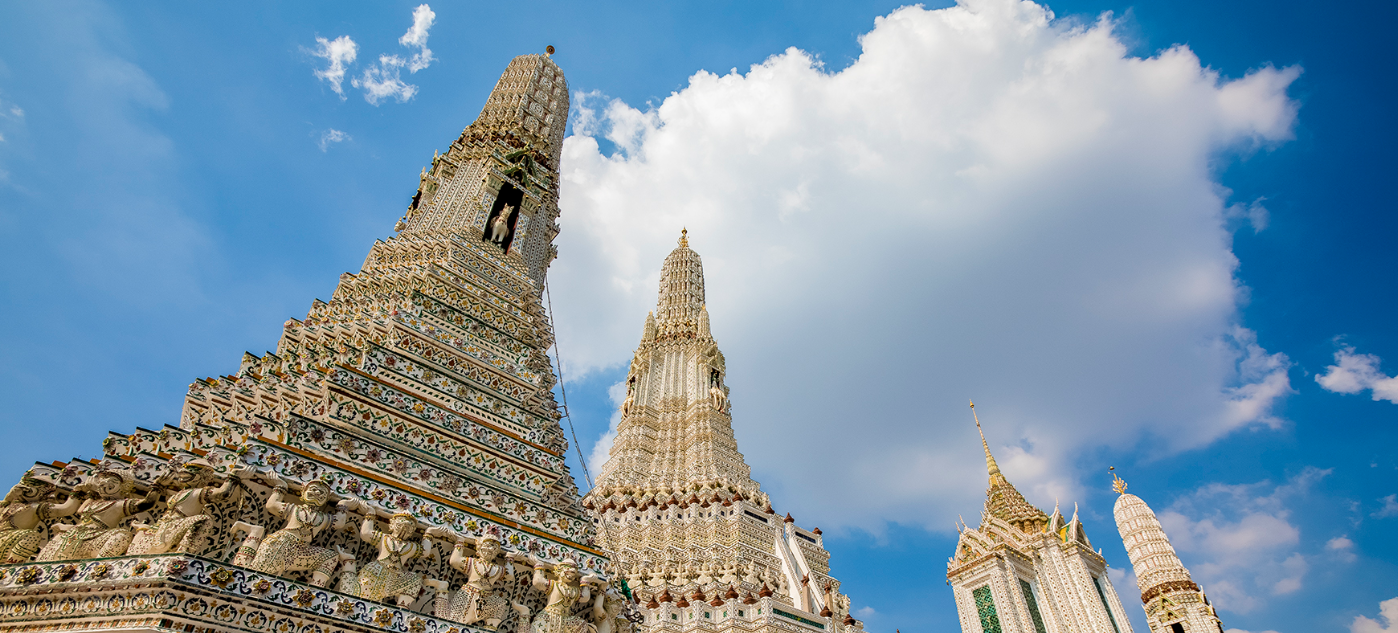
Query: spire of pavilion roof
971 402 1049 533
971 401 1004 482
949 406 1134 633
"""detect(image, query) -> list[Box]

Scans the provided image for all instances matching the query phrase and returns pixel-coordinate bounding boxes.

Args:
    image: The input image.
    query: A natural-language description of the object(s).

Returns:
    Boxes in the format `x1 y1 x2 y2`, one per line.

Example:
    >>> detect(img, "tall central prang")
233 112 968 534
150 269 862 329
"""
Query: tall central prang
0 51 616 633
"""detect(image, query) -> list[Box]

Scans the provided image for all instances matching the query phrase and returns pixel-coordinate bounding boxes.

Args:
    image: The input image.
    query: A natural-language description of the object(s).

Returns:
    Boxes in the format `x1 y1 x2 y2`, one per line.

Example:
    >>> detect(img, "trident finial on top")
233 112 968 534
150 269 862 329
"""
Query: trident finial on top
1109 466 1127 495
970 400 1002 479
679 227 689 247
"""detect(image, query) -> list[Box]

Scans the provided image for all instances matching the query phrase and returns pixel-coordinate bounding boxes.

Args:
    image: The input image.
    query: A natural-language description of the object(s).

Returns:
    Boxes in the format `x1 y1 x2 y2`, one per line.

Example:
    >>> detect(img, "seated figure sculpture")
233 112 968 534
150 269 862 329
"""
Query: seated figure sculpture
624 565 645 591
351 505 433 605
248 476 349 587
529 556 596 633
435 531 526 629
38 468 157 561
718 562 739 585
0 474 81 563
741 563 761 586
128 459 245 555
644 565 667 588
591 584 633 633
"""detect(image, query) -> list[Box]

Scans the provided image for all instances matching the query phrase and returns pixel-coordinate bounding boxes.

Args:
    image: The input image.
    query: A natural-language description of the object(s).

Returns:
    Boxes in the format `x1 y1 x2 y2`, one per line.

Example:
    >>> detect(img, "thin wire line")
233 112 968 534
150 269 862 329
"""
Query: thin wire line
544 280 594 490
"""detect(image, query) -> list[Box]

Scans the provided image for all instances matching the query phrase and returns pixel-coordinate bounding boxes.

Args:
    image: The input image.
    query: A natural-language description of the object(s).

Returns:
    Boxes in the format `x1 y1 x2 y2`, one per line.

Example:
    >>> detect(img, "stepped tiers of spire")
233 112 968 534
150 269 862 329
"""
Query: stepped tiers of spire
948 404 1135 633
396 53 568 287
583 233 865 633
1113 476 1225 633
0 52 618 633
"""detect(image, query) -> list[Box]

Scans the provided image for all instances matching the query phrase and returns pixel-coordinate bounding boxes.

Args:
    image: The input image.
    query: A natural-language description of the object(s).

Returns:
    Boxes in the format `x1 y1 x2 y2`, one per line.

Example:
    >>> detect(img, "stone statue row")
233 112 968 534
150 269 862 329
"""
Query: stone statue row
0 461 235 564
622 560 787 595
0 464 632 633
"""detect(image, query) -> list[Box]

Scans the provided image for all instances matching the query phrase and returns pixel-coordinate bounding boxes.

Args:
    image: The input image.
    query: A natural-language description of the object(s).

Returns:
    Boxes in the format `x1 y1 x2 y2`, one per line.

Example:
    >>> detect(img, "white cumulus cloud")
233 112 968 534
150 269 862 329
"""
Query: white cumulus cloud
308 35 358 98
1374 494 1398 518
1158 468 1326 612
551 0 1301 530
0 97 26 143
352 54 418 105
1326 535 1356 563
1354 597 1398 633
1225 197 1270 233
317 128 351 152
399 4 436 73
1316 345 1398 403
318 6 434 105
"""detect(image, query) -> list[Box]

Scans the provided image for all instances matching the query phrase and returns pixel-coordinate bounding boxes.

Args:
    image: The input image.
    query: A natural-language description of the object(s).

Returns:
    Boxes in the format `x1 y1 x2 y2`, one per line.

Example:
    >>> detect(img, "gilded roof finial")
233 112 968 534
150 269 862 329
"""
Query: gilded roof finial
679 227 689 248
1110 466 1127 495
970 401 1002 480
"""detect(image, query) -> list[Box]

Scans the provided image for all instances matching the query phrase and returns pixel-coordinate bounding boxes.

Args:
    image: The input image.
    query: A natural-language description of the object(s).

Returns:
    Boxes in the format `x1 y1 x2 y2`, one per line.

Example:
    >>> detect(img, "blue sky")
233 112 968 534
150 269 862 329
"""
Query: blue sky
1 2 1395 633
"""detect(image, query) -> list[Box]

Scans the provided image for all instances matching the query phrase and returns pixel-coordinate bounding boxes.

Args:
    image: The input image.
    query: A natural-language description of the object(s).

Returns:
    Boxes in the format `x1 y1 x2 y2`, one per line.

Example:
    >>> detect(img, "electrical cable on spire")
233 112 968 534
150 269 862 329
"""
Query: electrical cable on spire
544 280 593 490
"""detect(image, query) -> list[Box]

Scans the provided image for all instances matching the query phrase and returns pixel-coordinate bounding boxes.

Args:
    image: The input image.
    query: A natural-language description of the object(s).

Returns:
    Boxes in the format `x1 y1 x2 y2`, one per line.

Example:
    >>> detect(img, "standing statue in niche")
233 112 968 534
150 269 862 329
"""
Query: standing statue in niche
248 476 350 587
0 475 81 563
708 385 728 413
128 460 246 555
529 556 597 633
708 370 728 413
434 531 527 629
620 376 636 417
350 504 433 605
488 205 515 245
38 468 158 561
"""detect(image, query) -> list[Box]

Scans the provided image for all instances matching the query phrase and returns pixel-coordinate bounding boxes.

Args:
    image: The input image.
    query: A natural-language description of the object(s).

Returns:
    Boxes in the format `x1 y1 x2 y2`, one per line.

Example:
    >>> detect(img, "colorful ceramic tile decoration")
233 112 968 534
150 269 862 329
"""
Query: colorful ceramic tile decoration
0 51 614 633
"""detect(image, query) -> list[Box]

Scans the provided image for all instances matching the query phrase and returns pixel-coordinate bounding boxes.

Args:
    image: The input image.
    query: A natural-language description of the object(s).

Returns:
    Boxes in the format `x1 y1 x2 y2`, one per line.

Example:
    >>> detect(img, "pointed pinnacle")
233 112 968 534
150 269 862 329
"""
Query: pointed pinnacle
971 400 1001 478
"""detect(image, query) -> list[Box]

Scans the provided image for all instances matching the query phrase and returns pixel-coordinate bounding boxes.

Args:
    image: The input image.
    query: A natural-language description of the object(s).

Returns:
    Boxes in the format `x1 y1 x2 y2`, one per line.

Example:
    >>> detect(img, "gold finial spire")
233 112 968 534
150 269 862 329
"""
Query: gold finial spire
678 227 689 247
1110 466 1127 495
970 401 1002 480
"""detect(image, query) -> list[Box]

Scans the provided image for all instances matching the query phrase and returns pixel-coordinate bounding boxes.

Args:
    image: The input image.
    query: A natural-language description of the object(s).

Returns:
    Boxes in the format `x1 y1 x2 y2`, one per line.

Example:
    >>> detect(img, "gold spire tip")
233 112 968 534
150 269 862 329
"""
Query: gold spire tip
678 227 689 247
546 45 555 56
1110 467 1127 495
970 400 1001 478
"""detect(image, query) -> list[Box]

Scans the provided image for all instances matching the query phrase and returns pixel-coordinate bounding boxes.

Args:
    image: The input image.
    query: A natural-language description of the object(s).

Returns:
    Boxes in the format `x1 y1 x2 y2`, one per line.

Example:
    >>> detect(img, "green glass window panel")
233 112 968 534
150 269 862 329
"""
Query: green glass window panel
973 585 1003 633
1020 580 1048 633
1092 576 1122 633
